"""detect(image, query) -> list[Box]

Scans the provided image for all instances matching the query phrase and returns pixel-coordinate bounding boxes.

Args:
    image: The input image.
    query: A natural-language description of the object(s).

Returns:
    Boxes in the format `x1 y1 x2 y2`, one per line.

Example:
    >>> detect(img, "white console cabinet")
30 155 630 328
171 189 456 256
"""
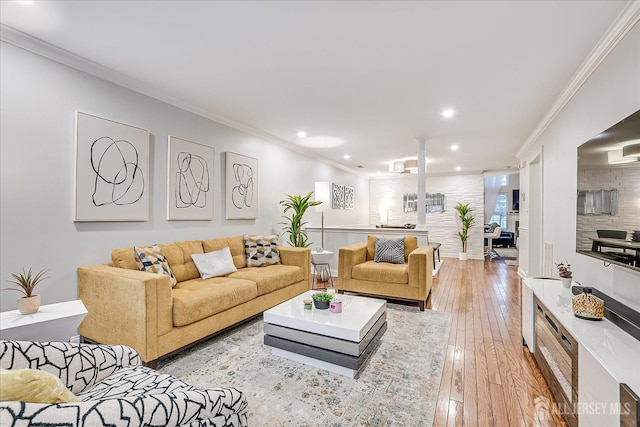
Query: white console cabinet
578 342 620 426
521 278 640 426
521 280 535 352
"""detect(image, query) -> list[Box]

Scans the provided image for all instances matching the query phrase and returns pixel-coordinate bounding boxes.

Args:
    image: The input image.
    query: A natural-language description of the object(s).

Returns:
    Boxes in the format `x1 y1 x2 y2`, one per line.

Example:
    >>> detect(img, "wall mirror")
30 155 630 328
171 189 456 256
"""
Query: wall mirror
575 109 640 272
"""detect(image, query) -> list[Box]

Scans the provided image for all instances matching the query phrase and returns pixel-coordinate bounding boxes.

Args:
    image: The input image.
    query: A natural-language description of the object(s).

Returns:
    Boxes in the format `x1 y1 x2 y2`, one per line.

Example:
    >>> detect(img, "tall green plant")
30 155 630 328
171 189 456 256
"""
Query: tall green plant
453 202 476 253
279 192 322 247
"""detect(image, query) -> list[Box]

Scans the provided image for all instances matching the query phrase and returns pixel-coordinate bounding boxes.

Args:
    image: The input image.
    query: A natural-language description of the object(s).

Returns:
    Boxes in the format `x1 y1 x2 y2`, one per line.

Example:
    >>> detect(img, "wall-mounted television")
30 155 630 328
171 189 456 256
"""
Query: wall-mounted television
512 189 520 211
575 109 640 273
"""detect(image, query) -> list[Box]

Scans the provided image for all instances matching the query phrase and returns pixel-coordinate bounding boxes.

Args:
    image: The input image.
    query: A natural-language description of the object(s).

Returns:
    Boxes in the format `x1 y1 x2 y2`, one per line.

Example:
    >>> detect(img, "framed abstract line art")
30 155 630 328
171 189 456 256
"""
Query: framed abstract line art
225 152 258 219
167 136 214 220
344 186 354 210
74 112 149 221
332 183 345 209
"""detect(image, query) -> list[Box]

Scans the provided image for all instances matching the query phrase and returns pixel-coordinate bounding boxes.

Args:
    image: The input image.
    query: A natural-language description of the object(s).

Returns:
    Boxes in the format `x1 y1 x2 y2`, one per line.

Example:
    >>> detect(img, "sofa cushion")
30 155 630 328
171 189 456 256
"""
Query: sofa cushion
112 247 141 271
244 234 280 267
171 278 257 327
191 247 238 279
159 240 204 283
374 237 405 264
367 235 418 262
352 260 409 284
228 265 303 296
112 240 205 283
134 245 178 287
202 235 247 270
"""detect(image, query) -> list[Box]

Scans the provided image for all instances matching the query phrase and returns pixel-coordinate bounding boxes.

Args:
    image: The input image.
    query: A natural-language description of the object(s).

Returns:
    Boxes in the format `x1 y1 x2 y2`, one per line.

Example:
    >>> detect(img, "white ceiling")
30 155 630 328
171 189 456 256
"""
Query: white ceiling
0 0 630 176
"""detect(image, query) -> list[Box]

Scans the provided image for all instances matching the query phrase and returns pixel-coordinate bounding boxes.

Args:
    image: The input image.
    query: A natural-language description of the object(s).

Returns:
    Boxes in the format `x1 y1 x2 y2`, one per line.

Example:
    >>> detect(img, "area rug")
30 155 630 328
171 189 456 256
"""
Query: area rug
159 304 451 426
494 247 518 259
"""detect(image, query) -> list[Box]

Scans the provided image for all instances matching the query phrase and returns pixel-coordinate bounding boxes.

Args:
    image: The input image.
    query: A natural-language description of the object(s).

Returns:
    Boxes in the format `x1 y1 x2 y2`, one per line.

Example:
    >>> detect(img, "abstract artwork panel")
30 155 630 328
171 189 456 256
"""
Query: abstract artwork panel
225 152 258 219
167 136 214 220
74 112 149 221
344 186 354 210
332 183 344 209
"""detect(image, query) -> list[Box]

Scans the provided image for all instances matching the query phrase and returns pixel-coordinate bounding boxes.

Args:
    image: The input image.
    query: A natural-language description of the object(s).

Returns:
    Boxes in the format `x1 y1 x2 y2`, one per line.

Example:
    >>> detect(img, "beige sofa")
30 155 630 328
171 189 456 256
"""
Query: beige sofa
338 235 433 311
78 235 310 367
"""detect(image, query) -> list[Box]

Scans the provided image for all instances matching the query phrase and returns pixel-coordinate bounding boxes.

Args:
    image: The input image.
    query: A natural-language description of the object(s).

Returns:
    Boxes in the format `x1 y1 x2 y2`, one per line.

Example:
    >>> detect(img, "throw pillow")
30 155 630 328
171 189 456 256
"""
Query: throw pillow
244 234 281 267
374 237 405 264
191 246 238 279
134 244 178 287
0 368 78 404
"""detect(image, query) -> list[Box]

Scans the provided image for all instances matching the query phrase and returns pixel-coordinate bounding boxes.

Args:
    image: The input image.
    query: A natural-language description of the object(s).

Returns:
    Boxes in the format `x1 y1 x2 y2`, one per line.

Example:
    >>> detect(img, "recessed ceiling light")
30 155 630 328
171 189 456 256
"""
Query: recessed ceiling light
442 108 455 118
297 135 344 148
343 154 350 159
297 131 307 138
450 145 459 151
455 166 461 171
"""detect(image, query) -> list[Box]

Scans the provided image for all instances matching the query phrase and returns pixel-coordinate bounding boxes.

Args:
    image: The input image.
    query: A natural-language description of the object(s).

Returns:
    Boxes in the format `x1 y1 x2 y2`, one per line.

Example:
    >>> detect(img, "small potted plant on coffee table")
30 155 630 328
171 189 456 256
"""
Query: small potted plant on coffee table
311 292 334 309
555 261 572 288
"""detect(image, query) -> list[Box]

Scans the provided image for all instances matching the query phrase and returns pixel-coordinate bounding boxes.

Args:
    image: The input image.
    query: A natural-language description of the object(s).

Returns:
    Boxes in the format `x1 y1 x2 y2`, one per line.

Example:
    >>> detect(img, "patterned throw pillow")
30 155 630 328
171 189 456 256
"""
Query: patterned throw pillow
134 245 178 287
374 237 405 264
243 234 281 267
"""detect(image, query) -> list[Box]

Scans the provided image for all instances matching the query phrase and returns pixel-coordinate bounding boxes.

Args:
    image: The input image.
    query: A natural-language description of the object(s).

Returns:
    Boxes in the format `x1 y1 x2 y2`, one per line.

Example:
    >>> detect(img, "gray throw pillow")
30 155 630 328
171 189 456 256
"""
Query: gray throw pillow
374 237 405 264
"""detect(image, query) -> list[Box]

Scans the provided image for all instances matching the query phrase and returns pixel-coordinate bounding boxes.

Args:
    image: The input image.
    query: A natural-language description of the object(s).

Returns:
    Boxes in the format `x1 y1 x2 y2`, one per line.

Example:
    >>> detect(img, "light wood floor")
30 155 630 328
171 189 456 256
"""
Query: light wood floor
429 257 569 427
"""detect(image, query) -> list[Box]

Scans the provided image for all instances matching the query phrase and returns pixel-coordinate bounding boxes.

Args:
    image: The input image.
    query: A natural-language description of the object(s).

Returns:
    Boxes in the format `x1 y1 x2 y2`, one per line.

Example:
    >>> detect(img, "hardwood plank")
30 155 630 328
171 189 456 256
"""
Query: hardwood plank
431 257 567 427
433 344 456 427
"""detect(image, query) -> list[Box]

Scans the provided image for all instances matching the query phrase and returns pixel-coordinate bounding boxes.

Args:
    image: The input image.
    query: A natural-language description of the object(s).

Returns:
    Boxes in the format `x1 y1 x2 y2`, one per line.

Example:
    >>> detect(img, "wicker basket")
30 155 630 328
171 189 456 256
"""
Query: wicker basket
572 290 604 320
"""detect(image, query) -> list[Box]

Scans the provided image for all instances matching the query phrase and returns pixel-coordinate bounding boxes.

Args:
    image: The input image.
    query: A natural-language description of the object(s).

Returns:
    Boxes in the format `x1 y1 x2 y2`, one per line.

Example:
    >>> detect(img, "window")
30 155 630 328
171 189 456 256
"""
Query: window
489 194 508 229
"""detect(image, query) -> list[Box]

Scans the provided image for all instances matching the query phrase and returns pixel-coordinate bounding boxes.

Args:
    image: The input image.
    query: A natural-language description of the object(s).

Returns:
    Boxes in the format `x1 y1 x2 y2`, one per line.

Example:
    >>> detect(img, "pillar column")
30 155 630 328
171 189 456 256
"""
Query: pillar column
416 137 427 229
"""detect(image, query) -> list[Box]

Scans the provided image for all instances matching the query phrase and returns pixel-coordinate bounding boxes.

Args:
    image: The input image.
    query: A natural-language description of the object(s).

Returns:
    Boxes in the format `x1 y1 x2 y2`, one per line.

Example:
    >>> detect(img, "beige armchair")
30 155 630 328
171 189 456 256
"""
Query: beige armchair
338 235 434 311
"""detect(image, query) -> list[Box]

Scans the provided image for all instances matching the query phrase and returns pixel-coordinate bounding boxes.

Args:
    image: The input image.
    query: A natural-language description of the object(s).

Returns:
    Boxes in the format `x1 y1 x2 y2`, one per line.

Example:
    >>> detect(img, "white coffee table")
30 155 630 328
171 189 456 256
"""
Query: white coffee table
263 291 386 378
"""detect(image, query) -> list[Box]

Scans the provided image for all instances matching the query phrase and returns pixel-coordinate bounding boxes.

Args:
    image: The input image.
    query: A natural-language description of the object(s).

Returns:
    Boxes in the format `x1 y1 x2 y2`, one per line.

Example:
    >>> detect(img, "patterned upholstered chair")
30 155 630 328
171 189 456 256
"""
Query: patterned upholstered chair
0 341 248 426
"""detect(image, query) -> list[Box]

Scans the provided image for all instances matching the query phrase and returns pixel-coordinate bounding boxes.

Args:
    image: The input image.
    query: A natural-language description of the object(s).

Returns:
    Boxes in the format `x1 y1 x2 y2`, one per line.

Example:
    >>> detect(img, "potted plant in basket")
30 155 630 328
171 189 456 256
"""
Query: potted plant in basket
311 292 334 309
3 268 49 314
556 261 572 288
453 202 476 261
280 191 322 247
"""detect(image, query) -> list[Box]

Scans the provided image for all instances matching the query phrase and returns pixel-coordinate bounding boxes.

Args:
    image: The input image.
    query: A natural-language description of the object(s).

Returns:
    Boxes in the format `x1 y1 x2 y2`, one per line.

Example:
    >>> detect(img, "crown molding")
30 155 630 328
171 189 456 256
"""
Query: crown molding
516 0 640 159
0 24 365 177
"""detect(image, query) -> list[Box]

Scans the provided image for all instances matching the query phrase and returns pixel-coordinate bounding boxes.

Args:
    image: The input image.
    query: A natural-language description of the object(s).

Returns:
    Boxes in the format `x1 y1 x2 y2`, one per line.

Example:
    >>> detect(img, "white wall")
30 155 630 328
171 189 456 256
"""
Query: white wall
0 42 368 311
518 22 640 310
369 174 485 259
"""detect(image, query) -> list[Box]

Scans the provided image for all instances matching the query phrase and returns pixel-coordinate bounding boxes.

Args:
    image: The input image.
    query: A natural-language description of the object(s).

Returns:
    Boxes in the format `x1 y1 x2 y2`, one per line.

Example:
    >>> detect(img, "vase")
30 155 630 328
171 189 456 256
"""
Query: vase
17 294 40 315
313 300 330 310
561 278 572 288
459 252 468 261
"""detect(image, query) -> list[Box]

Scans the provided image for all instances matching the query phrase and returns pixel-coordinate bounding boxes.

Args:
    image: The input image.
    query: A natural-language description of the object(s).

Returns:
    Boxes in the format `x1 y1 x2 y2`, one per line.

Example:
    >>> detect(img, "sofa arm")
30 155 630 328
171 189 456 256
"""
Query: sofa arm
338 243 368 281
278 247 311 286
77 265 173 364
0 387 248 427
0 341 141 394
408 246 434 297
